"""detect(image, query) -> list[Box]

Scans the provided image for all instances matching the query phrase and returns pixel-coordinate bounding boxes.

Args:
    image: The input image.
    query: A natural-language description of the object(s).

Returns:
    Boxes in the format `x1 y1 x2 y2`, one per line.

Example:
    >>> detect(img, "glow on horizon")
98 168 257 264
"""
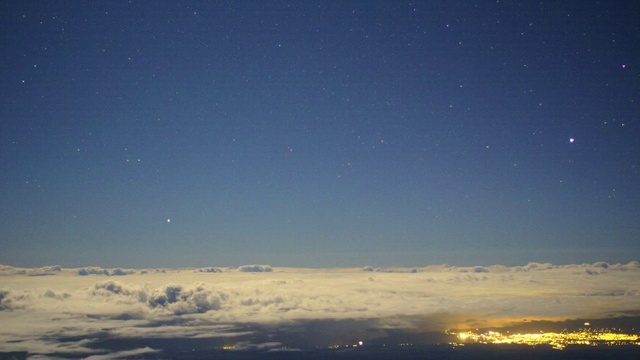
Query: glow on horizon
452 328 640 350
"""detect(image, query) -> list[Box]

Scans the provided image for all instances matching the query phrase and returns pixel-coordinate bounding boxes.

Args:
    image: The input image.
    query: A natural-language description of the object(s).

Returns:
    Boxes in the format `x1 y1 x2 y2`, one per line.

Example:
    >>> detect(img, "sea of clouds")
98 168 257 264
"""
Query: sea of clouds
1 262 639 358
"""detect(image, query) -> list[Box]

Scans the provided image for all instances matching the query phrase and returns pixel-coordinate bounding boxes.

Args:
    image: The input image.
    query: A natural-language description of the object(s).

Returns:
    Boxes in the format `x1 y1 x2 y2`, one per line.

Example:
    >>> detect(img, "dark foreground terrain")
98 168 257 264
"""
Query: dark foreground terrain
3 344 640 360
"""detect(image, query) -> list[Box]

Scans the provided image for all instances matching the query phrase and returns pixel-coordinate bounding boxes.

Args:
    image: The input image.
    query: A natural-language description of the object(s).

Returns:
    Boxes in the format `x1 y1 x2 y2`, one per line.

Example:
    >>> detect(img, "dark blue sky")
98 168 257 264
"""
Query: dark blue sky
1 1 638 267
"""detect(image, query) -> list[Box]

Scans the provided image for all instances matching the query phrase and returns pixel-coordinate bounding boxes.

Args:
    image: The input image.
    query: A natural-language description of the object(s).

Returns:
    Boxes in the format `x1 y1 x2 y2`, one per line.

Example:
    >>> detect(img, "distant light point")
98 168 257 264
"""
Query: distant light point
569 138 575 143
166 218 171 223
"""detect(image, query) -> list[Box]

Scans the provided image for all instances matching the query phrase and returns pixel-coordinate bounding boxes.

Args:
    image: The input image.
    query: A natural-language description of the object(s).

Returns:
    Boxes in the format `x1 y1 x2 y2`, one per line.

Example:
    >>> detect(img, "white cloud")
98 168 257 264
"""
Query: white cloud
77 267 137 276
0 264 63 276
147 283 225 314
237 264 273 272
0 262 639 357
84 347 160 360
196 267 224 273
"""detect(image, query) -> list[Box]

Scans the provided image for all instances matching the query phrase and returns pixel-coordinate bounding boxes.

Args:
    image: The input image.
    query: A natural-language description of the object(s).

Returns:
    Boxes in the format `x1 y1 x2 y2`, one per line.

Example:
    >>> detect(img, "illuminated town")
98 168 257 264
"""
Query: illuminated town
450 324 640 350
216 323 640 353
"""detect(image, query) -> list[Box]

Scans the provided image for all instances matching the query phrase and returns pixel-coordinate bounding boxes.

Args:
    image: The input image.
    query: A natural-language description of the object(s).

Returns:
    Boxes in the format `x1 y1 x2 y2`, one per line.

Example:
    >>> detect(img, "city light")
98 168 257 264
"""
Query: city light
449 327 640 350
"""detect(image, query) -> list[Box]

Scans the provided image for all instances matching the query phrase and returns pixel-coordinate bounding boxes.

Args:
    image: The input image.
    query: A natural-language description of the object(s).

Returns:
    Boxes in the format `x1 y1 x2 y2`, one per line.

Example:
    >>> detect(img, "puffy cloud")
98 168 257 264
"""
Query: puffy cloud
237 264 273 272
0 289 32 311
612 261 640 270
42 289 70 300
0 289 10 310
77 267 136 276
147 283 225 315
27 265 62 276
0 262 639 357
84 347 160 360
472 266 489 273
109 268 135 276
0 264 62 276
592 261 609 269
518 262 557 271
78 267 109 276
83 280 228 316
91 280 145 299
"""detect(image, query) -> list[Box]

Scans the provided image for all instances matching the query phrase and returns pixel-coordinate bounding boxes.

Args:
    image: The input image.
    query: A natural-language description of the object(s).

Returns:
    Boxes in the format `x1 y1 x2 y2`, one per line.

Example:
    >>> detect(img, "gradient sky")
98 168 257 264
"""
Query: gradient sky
1 1 638 268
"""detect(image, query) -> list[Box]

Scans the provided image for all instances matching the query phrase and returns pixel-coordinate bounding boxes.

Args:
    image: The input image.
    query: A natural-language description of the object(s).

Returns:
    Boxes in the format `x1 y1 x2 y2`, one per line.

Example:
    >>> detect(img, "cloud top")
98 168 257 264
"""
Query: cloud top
237 264 273 272
0 262 638 357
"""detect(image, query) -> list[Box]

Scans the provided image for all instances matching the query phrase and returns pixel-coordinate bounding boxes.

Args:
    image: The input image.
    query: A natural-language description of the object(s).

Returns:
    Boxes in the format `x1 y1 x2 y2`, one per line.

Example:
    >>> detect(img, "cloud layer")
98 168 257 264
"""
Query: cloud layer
1 262 639 357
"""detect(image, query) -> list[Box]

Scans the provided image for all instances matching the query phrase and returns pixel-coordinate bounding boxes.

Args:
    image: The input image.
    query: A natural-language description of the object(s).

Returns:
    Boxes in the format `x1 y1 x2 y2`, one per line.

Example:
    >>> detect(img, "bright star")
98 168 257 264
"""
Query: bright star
569 138 575 143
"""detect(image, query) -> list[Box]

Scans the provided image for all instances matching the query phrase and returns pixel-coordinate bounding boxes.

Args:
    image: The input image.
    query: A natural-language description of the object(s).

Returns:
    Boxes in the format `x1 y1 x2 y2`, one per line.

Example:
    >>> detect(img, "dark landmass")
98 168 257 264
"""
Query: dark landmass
3 316 638 359
5 344 639 360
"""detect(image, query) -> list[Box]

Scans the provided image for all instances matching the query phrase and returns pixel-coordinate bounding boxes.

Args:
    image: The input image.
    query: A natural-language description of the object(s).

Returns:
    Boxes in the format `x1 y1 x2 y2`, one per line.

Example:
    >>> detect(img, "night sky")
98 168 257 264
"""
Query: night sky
1 1 638 268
